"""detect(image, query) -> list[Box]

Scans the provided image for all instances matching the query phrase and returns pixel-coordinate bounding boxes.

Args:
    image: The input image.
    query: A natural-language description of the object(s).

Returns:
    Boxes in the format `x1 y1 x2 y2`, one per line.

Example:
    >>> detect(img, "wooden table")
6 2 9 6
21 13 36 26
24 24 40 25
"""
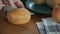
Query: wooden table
0 9 41 34
0 8 51 34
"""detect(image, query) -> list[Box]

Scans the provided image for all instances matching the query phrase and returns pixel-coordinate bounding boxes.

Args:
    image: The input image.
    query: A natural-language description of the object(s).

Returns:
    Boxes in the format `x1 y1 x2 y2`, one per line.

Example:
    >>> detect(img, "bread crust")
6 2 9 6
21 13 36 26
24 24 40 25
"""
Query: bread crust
7 8 31 25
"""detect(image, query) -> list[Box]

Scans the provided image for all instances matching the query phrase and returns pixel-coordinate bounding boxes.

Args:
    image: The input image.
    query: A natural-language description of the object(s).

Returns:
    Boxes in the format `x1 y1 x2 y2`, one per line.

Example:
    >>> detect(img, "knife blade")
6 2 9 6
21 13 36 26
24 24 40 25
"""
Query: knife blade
3 5 16 11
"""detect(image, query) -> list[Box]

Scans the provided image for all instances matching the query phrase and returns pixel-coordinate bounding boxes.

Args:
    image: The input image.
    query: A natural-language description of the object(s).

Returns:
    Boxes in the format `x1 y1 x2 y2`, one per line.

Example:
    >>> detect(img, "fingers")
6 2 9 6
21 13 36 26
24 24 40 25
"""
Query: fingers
0 0 3 5
8 0 17 8
2 0 17 8
2 0 24 8
2 0 10 6
14 0 24 8
0 0 4 10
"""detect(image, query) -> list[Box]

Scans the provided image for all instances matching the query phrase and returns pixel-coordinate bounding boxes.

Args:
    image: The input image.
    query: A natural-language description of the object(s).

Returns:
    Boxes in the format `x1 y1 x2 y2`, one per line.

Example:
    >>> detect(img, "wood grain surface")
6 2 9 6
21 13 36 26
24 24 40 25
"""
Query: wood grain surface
0 9 41 34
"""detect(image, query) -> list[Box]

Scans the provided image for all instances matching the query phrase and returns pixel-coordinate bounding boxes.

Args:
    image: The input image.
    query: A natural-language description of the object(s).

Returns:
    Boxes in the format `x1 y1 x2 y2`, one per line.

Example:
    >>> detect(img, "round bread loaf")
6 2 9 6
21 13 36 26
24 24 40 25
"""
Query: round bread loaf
47 0 60 8
47 0 56 8
7 8 31 25
34 0 46 4
52 6 60 23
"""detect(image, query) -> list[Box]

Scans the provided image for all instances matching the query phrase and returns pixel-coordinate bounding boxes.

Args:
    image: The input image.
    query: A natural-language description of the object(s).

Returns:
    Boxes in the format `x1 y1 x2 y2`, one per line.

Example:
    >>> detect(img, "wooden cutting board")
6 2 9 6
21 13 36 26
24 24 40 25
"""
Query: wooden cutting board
0 9 41 34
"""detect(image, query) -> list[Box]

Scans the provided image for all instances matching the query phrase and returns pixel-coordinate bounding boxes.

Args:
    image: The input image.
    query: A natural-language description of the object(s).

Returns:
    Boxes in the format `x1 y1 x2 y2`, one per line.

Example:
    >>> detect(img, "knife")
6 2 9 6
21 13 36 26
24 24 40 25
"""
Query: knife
3 5 16 11
2 5 34 15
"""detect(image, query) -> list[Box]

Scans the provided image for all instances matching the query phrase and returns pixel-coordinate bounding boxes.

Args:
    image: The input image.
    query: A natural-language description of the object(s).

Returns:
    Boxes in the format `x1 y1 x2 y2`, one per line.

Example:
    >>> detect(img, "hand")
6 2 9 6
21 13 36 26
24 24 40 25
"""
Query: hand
0 0 24 19
0 0 4 10
2 0 24 8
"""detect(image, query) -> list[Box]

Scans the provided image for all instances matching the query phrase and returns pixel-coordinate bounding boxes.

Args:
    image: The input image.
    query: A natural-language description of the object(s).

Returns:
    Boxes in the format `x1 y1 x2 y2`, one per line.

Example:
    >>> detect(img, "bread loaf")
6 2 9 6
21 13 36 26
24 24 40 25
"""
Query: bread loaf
47 0 56 8
34 0 46 4
7 8 31 25
52 6 60 23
